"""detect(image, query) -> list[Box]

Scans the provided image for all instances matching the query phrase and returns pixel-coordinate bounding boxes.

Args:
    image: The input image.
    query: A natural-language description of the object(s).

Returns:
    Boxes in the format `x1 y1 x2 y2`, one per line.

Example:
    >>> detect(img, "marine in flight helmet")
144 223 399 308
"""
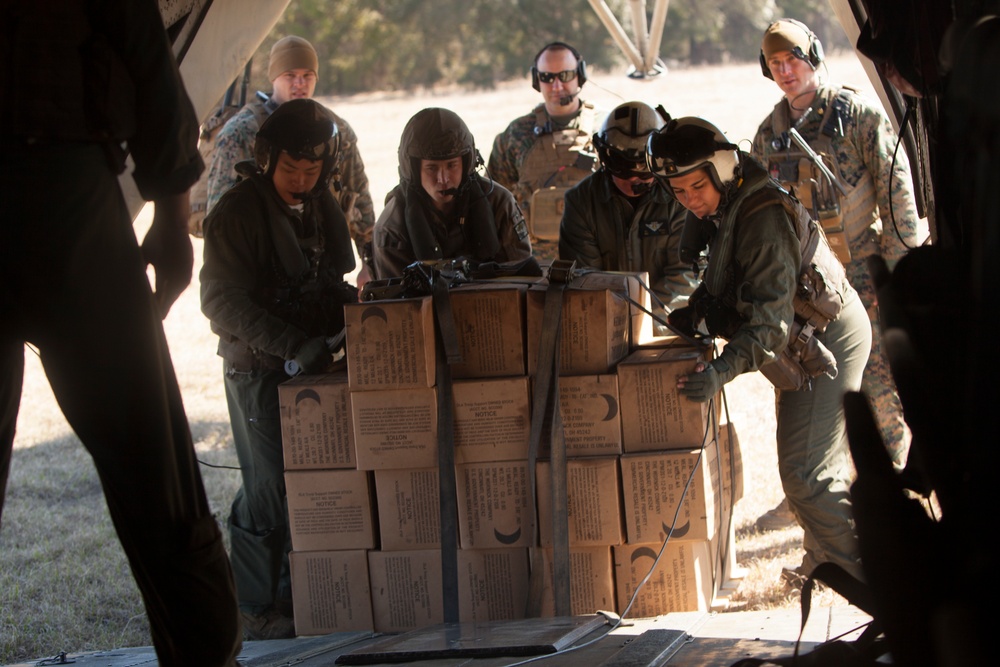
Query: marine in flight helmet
254 98 341 198
593 101 667 179
645 116 740 195
397 107 479 188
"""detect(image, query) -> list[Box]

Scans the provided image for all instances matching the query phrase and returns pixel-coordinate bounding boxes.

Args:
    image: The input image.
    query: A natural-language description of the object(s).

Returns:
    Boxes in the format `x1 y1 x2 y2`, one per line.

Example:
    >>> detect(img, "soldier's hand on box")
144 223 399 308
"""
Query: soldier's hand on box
677 362 720 403
292 337 332 375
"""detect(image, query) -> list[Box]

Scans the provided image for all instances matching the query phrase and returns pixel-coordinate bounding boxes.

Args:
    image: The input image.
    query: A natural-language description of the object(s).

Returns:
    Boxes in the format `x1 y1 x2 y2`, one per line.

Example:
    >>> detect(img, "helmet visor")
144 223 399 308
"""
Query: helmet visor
647 123 738 179
602 150 650 180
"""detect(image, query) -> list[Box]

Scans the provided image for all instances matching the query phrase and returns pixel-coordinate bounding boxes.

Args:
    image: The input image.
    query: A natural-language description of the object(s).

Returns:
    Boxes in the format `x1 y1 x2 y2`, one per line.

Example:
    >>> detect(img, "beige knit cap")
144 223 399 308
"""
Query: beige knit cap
268 36 319 81
761 19 814 61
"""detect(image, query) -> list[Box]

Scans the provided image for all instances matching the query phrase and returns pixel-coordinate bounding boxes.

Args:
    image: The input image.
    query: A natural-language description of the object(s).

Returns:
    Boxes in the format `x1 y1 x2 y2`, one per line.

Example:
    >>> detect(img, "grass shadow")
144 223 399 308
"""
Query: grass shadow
1 418 240 666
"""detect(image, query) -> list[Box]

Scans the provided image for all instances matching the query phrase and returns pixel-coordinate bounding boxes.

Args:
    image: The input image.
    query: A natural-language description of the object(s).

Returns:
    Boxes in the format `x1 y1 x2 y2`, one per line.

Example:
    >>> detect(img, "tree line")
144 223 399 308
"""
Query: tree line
239 0 850 97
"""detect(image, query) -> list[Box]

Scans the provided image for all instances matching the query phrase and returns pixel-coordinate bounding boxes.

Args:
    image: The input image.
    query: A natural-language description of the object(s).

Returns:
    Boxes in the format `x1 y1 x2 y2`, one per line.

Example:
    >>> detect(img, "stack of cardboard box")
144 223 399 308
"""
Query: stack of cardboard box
279 370 376 636
277 276 744 636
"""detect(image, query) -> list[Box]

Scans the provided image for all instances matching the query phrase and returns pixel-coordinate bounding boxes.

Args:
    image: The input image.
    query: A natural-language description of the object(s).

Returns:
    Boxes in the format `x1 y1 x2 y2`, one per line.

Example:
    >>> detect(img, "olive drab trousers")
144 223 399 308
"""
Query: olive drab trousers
0 143 241 666
775 289 872 582
222 366 293 613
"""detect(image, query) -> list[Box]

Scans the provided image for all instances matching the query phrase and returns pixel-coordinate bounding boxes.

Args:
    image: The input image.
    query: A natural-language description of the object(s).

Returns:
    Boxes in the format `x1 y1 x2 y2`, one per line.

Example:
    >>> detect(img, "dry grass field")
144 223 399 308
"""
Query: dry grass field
1 54 880 662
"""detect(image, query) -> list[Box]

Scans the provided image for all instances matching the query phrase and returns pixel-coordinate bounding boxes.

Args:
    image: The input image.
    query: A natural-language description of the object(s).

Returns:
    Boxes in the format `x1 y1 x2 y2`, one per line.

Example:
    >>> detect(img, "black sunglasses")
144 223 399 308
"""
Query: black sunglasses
537 69 577 84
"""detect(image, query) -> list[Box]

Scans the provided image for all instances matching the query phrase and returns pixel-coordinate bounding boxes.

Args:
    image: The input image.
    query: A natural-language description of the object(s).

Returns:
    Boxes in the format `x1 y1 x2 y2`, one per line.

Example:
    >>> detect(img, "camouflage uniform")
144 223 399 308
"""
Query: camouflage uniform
753 83 919 468
488 102 599 260
206 95 375 256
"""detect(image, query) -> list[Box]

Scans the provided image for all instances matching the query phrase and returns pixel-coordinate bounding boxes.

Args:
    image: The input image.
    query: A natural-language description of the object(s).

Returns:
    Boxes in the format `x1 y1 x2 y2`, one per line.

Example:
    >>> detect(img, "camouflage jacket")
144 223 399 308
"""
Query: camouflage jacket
752 83 919 269
206 95 375 252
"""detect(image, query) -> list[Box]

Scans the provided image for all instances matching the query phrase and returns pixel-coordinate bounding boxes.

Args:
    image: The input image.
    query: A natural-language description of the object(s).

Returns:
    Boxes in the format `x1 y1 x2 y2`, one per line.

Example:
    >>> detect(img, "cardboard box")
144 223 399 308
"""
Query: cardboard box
567 270 655 349
456 461 532 549
626 272 656 348
613 540 716 616
617 347 712 451
352 387 437 470
537 457 623 547
290 550 373 635
367 548 531 630
620 443 721 544
711 500 745 610
454 377 531 463
374 468 441 551
345 297 436 390
526 286 630 376
539 546 616 617
717 421 745 503
368 549 442 633
449 284 527 379
541 374 622 457
279 372 355 470
285 470 376 552
458 548 530 621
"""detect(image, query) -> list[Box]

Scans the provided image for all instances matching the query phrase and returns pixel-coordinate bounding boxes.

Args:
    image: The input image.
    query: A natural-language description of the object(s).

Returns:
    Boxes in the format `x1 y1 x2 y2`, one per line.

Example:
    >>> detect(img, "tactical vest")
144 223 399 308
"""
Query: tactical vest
765 86 878 265
743 186 851 390
518 103 598 240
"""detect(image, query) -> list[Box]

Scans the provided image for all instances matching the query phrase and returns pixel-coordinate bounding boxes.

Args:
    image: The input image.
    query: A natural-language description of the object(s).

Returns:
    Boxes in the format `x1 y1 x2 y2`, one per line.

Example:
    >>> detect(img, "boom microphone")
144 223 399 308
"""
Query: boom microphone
558 90 580 106
629 180 653 196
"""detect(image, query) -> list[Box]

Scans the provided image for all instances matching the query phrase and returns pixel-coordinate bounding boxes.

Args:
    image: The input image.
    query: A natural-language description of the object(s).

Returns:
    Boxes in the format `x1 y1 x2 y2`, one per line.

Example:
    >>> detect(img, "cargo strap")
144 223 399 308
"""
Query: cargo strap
620 271 716 349
526 260 575 617
729 562 885 666
431 274 462 622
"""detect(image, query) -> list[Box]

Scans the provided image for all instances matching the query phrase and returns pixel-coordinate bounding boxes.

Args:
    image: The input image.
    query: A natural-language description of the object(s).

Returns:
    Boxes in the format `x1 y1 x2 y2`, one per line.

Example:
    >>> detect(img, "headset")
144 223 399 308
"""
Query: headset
531 41 587 91
759 19 824 80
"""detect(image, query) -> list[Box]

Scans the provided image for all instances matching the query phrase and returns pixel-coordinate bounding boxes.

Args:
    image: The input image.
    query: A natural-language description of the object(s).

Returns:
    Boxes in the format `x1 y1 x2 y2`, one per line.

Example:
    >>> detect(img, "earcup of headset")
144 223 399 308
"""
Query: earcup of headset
531 66 540 92
577 59 587 87
810 38 824 67
759 51 773 79
758 19 824 78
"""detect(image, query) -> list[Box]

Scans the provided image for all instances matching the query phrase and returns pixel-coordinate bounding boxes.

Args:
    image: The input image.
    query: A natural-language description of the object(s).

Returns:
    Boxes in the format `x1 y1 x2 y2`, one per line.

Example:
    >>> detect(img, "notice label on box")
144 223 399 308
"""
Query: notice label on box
450 286 526 378
285 470 375 552
454 377 530 463
614 541 714 615
543 374 622 457
279 373 355 470
620 447 719 544
291 550 373 635
537 457 623 547
345 299 435 390
352 388 437 470
375 469 441 550
457 461 532 548
617 348 710 451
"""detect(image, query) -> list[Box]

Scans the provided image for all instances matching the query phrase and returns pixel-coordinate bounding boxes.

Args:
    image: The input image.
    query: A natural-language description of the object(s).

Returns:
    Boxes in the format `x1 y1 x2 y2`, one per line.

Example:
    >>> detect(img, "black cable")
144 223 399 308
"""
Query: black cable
198 458 240 471
887 98 918 251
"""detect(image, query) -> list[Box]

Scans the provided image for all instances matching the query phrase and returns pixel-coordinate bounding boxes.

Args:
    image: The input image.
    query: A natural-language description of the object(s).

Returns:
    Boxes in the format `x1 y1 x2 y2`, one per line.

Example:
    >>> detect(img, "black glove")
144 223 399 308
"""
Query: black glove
679 363 721 403
292 337 331 375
